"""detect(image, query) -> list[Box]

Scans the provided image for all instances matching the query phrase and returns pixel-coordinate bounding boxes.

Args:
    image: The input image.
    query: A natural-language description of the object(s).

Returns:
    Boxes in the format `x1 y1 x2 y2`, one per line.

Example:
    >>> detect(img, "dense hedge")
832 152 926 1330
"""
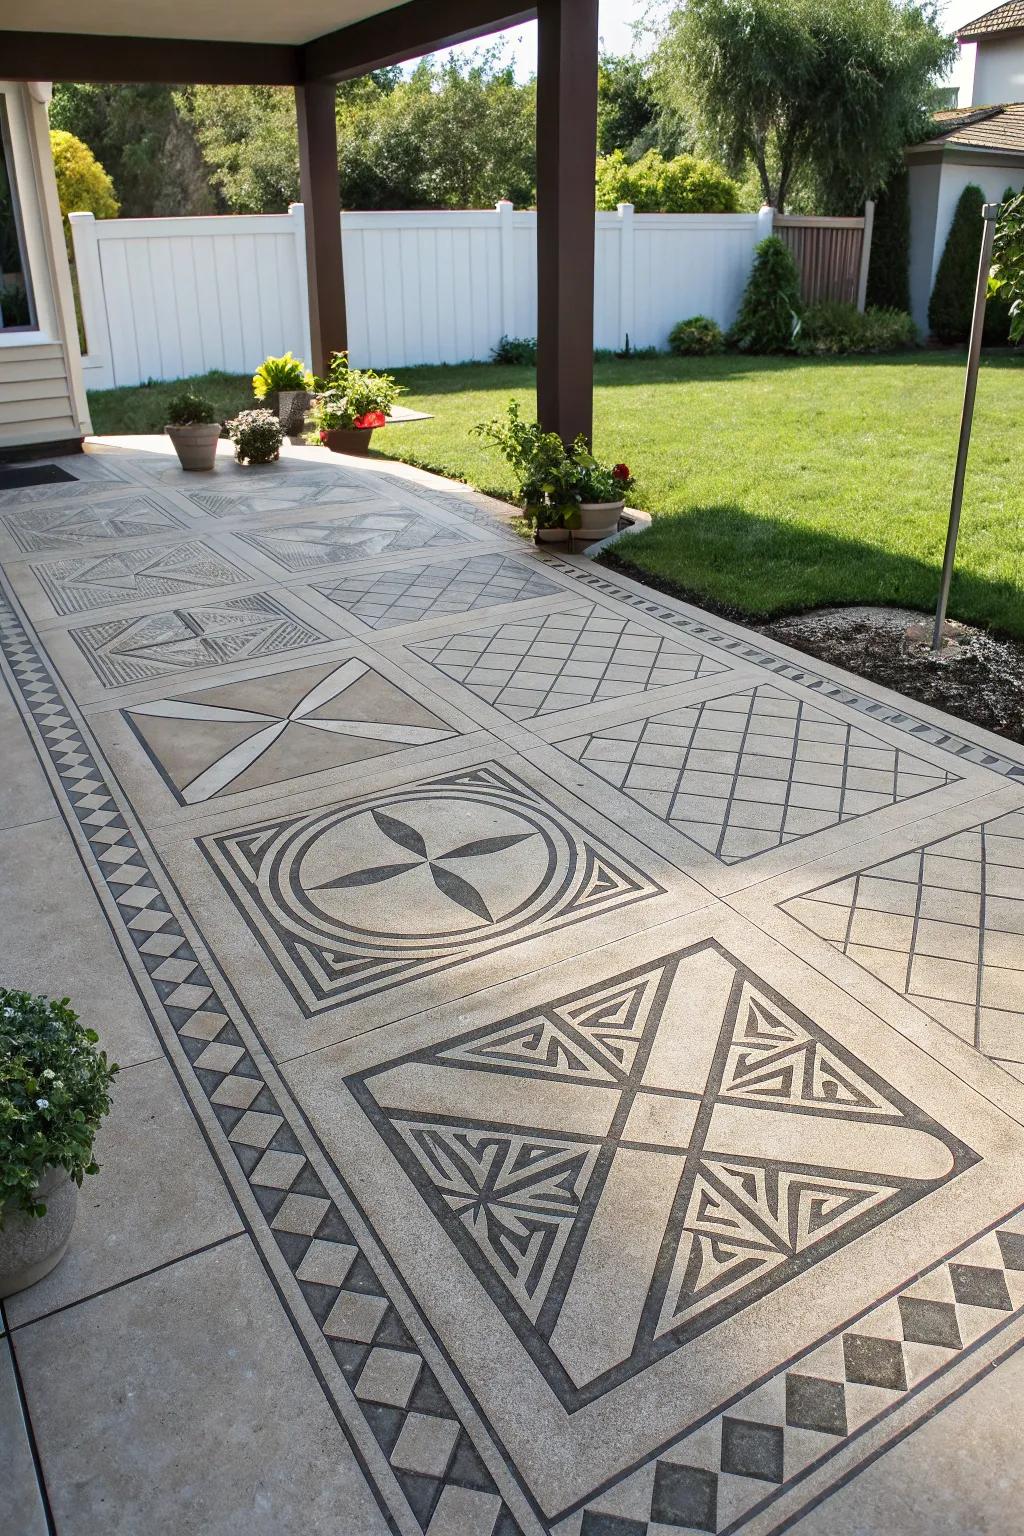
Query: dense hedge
866 168 910 313
795 301 918 355
595 150 741 213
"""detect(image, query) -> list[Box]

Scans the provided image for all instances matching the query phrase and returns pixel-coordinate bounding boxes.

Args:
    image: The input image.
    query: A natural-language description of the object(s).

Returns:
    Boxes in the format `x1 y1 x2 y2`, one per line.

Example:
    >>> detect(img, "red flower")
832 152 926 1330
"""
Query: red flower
612 463 631 481
353 410 386 430
319 429 328 443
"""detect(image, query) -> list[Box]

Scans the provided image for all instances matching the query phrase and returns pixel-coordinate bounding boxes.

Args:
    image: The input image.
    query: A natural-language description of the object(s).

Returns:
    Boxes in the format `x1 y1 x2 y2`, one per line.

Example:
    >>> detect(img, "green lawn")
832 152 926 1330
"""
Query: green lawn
87 352 1024 639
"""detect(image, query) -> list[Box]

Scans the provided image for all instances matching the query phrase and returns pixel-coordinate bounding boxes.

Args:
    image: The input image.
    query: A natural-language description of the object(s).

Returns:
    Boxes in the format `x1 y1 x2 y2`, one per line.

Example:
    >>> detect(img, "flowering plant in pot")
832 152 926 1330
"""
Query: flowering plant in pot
571 446 634 546
225 408 286 465
308 352 402 455
252 352 313 435
1 990 118 1298
473 401 581 543
165 390 221 472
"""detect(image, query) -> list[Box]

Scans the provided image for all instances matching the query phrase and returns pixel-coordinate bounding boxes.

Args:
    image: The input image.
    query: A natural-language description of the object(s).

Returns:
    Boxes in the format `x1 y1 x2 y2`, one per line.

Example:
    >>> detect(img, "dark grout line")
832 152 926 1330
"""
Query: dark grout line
2 1318 58 1536
7 1230 244 1334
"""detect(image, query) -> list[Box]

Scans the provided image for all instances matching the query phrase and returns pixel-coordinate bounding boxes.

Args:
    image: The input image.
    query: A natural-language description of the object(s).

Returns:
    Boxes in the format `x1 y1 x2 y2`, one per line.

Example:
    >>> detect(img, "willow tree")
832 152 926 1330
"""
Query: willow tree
653 0 954 212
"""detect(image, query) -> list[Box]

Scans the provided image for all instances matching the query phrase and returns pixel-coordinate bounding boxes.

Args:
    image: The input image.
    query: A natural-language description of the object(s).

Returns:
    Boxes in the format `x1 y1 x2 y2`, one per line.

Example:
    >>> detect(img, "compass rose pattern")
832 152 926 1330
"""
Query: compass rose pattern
31 539 251 615
233 511 470 572
70 593 327 687
350 941 974 1407
2 493 189 553
125 657 460 804
203 762 662 1012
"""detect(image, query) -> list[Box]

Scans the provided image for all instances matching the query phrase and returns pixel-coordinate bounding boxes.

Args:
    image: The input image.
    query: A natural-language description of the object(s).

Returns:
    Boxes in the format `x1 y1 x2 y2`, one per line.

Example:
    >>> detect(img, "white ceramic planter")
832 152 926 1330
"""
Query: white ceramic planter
166 422 221 472
574 499 625 547
0 1167 77 1299
535 526 570 545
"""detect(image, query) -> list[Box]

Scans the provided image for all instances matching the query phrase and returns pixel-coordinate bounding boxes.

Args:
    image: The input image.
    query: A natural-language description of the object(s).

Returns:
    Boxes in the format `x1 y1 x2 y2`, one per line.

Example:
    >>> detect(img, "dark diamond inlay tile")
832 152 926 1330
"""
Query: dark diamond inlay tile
720 1416 785 1484
785 1372 848 1436
898 1295 963 1350
949 1262 1013 1311
842 1333 908 1391
997 1229 1024 1271
651 1461 718 1531
580 1514 649 1536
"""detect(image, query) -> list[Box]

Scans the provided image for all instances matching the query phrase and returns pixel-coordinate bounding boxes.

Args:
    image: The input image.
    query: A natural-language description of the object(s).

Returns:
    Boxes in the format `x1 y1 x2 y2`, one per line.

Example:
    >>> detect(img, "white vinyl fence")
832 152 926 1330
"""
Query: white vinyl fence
71 201 778 390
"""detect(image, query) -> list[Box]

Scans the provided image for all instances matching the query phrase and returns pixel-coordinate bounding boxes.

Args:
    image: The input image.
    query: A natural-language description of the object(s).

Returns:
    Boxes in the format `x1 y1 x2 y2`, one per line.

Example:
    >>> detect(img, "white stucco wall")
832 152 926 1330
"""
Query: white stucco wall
971 35 1024 106
908 153 1024 334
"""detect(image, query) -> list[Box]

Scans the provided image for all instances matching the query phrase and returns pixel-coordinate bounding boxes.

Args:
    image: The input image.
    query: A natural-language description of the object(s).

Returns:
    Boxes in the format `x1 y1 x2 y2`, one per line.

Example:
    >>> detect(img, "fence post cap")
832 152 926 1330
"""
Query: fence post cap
495 199 514 210
67 210 96 223
982 204 1000 219
616 201 634 215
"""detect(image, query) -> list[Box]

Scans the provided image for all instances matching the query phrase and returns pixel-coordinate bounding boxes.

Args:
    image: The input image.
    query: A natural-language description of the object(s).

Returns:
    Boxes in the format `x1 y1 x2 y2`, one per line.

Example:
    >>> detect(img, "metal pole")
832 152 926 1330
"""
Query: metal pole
932 203 999 649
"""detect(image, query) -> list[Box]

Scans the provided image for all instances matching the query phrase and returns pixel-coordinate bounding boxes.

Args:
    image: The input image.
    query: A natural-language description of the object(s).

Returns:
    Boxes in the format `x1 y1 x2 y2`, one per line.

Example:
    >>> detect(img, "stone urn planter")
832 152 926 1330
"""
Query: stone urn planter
166 422 221 472
274 389 311 436
322 426 375 456
0 1168 77 1299
574 499 624 548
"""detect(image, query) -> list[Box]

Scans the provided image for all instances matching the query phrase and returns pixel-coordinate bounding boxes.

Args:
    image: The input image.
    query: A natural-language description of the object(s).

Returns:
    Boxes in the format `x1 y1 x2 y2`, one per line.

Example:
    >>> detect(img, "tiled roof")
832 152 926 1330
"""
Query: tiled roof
931 101 1024 152
957 1 1024 40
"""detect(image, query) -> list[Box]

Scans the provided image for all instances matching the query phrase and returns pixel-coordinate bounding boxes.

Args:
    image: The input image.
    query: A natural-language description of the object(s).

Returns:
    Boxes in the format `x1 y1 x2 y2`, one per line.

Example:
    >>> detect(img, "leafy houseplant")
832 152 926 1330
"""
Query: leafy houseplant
1 990 118 1298
252 352 313 434
226 408 286 465
572 446 634 546
165 389 221 472
474 401 582 542
308 351 403 455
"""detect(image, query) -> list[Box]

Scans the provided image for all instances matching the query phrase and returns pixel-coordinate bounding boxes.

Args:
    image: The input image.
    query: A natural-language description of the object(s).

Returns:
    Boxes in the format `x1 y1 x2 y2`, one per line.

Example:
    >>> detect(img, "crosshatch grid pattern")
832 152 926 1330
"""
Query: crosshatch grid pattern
314 553 565 631
409 604 729 720
555 685 958 864
784 810 1024 1068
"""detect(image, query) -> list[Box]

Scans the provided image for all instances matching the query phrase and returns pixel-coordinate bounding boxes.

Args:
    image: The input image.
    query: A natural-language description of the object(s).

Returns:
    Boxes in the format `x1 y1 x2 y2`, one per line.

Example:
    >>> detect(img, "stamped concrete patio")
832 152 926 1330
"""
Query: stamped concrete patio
2 438 1023 1536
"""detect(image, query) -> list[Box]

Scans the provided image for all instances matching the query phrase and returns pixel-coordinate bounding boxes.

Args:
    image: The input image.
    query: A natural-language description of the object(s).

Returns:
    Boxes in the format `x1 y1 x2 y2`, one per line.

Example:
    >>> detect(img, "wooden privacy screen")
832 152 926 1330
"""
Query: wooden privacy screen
775 206 875 310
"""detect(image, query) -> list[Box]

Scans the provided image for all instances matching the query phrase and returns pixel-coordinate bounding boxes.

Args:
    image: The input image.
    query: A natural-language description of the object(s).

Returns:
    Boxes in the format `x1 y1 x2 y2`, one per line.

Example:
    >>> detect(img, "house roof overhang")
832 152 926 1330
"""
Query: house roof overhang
0 0 537 85
956 1 1024 43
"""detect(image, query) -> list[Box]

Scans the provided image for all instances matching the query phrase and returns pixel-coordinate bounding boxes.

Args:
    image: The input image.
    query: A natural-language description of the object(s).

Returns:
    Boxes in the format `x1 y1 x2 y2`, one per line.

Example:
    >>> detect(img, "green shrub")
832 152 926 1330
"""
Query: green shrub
984 185 1023 346
866 168 911 313
226 407 285 464
166 389 216 425
595 149 740 213
929 183 986 343
668 315 726 355
492 335 537 365
1 990 118 1224
794 301 918 355
252 352 311 397
730 236 802 353
472 399 581 530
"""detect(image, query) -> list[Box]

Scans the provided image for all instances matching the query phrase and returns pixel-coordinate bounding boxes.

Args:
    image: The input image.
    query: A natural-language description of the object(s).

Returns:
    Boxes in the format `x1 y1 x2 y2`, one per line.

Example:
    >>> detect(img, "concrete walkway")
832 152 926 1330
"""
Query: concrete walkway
2 438 1023 1536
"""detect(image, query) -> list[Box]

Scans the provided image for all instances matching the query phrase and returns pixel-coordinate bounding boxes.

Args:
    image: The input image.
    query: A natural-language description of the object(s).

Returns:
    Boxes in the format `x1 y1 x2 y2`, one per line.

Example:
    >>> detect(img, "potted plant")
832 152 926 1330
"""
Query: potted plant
474 401 581 544
308 351 403 455
572 448 634 547
165 390 221 472
252 352 313 435
1 991 118 1298
226 408 286 465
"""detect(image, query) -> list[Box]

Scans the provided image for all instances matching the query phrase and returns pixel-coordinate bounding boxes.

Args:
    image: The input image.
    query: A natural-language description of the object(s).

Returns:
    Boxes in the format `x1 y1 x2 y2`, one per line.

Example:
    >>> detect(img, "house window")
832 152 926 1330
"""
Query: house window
0 98 36 332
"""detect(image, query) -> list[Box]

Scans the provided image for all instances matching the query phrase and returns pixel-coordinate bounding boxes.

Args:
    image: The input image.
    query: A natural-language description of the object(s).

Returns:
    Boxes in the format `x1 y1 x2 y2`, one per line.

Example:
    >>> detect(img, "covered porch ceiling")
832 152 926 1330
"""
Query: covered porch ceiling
0 0 537 83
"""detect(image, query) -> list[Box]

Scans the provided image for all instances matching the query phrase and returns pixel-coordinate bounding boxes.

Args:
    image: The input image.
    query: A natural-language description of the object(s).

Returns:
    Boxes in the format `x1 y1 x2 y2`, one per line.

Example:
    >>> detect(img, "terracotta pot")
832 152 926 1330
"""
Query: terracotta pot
322 426 374 456
166 421 221 472
0 1167 77 1299
574 499 625 548
535 526 570 545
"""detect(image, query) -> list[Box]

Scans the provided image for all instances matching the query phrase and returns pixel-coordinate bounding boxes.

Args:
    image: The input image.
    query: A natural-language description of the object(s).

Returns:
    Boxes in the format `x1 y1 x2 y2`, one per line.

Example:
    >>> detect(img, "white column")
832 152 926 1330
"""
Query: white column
757 204 775 243
68 211 114 392
617 201 635 350
496 199 516 340
856 199 876 313
288 202 314 367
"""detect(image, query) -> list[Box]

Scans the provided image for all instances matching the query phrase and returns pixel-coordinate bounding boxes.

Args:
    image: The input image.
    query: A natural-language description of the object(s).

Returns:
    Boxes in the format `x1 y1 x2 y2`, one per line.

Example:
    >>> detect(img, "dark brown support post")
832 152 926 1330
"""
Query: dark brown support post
535 0 599 445
295 83 347 376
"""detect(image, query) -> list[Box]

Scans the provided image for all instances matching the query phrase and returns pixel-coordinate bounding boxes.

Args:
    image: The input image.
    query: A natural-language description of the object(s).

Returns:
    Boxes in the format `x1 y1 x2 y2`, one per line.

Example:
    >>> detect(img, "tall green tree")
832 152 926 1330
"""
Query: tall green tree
866 166 911 311
653 0 955 212
597 53 689 160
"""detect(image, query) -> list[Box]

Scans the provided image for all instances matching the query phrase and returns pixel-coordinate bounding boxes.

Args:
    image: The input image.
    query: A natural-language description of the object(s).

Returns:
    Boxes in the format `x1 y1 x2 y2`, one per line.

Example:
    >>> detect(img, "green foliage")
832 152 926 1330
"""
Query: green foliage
573 450 635 504
49 130 119 254
49 84 215 216
928 183 986 344
1 990 118 1225
308 352 403 433
866 167 911 312
988 187 1024 346
597 53 688 160
668 315 726 355
226 408 285 463
473 401 582 528
731 236 802 352
492 335 538 365
654 0 955 211
793 301 918 354
252 352 311 397
166 390 216 426
595 149 740 212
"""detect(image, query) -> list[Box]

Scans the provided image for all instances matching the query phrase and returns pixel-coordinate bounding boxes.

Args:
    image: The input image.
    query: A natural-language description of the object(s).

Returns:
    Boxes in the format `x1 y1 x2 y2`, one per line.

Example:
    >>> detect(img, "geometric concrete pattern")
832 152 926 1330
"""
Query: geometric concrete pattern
2 441 1023 1536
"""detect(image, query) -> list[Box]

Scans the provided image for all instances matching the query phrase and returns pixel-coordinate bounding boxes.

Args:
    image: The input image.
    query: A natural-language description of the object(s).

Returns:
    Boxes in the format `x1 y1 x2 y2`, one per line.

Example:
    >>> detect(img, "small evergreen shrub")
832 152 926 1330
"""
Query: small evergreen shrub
929 184 986 344
492 335 538 365
866 168 911 313
794 302 918 355
226 408 285 464
730 237 802 353
668 315 726 356
166 390 216 426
